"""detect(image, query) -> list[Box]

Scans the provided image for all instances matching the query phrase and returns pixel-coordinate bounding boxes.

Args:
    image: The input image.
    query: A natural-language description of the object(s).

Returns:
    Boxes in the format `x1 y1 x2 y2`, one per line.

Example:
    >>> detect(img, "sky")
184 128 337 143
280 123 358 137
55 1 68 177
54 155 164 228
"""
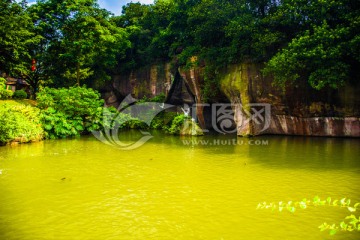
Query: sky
25 0 154 16
97 0 154 15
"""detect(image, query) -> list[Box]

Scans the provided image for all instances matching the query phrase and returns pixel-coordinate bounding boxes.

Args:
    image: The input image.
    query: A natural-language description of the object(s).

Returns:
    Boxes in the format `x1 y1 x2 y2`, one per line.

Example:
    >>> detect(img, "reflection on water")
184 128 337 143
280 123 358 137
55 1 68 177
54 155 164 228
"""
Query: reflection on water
0 132 359 240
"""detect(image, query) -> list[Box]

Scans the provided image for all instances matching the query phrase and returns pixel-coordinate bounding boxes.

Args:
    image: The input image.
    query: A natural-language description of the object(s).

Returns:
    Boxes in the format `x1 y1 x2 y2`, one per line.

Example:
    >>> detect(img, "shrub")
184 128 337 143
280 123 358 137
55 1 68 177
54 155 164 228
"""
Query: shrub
0 77 5 88
37 86 105 139
13 89 27 99
163 113 203 135
40 107 85 139
138 93 166 103
164 114 188 134
101 106 147 130
0 78 13 99
0 104 44 144
0 89 14 99
150 93 166 103
150 111 178 129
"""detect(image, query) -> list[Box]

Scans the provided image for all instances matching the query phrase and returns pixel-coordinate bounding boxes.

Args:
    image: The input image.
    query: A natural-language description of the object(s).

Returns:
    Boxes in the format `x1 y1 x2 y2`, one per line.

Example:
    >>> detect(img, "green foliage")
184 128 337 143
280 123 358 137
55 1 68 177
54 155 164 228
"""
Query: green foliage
0 89 13 100
150 93 166 103
163 113 203 135
0 103 44 144
40 107 84 139
202 65 221 103
0 78 13 99
0 1 41 74
264 21 354 90
2 0 131 91
36 86 147 139
138 93 166 103
150 111 178 130
13 90 27 99
257 196 360 235
0 1 43 97
164 114 188 135
2 0 358 93
111 4 153 71
101 106 147 130
111 0 359 91
37 86 104 139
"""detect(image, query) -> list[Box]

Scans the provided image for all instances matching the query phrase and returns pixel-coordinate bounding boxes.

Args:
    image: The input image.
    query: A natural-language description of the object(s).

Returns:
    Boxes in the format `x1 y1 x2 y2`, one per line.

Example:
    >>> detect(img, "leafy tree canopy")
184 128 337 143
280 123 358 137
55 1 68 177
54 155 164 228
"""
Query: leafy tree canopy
116 0 360 90
0 0 41 74
0 0 359 92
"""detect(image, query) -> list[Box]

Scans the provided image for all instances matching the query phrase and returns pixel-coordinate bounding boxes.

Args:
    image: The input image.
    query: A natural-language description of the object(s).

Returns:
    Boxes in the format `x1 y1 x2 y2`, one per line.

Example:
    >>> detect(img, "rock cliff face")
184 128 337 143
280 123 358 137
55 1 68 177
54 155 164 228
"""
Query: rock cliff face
266 116 359 137
178 66 207 128
102 63 173 108
106 62 360 137
219 63 360 137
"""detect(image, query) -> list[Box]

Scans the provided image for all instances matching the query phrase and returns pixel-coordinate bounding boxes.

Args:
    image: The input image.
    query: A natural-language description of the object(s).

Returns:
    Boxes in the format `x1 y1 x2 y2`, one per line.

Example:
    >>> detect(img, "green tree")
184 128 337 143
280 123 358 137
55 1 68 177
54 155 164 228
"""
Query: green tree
0 0 41 75
111 3 152 71
28 0 130 87
264 0 360 89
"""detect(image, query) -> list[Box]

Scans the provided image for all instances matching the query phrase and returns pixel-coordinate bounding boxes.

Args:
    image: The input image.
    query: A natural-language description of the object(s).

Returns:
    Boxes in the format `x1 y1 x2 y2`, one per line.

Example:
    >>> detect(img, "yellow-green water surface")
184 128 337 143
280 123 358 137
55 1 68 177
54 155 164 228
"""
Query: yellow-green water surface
0 132 359 240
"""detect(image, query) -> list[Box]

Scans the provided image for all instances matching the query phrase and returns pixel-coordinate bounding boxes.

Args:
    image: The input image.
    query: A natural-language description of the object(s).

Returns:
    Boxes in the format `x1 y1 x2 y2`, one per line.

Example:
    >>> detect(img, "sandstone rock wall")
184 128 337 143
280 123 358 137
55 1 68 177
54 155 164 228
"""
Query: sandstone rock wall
107 62 360 137
112 63 172 100
219 63 360 137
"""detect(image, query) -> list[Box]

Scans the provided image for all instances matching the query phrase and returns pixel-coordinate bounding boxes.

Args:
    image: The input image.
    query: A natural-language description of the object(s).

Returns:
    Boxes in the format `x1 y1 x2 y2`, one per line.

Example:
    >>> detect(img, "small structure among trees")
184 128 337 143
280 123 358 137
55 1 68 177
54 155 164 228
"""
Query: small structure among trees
5 77 30 94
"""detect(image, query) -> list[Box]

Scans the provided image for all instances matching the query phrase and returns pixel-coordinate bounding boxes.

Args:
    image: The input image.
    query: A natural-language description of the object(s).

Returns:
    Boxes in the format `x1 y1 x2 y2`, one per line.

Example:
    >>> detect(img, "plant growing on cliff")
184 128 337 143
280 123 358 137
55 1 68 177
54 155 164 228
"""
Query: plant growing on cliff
163 114 203 135
257 196 360 236
149 112 178 130
164 114 188 134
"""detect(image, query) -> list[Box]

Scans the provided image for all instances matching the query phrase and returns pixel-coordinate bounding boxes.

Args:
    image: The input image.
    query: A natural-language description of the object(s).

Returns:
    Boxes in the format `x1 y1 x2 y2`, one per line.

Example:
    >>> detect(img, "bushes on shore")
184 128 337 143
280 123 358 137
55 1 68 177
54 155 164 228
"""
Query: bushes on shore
37 87 105 139
0 86 202 145
0 77 13 99
37 86 145 139
0 104 43 145
0 86 106 143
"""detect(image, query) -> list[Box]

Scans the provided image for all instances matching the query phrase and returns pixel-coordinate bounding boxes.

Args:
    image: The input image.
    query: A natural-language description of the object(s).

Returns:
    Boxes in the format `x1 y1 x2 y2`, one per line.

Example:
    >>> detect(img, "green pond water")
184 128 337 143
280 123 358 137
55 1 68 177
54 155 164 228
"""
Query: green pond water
0 131 359 240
